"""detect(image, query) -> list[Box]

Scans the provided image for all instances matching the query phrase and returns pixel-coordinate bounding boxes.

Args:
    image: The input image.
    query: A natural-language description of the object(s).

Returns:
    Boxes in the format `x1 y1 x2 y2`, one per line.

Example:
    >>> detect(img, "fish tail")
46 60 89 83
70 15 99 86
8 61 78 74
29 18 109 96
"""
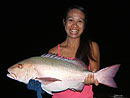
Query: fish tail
95 64 120 88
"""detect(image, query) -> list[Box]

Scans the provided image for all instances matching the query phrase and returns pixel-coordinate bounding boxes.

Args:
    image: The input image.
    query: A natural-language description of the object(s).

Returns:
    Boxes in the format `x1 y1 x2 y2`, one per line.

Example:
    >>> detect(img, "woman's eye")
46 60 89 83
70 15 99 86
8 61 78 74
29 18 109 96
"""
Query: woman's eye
17 64 23 69
69 19 73 21
78 19 83 23
79 20 82 22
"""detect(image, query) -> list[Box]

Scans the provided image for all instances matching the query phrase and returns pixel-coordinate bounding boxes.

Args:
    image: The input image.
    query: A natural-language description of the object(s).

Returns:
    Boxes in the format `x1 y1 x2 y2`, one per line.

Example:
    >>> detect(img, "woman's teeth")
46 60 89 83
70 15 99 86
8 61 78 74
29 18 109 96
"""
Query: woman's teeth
70 30 79 33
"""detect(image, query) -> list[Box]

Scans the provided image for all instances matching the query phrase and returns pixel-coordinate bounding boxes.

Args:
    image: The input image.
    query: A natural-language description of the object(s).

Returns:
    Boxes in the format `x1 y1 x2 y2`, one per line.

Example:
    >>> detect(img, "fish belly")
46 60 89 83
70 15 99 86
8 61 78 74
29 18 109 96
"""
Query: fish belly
41 77 85 95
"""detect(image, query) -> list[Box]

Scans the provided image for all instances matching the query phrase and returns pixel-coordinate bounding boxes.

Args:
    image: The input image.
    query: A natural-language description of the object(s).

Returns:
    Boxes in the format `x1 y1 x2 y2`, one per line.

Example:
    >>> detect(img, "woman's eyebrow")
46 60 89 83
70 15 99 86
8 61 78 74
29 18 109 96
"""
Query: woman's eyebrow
67 16 84 20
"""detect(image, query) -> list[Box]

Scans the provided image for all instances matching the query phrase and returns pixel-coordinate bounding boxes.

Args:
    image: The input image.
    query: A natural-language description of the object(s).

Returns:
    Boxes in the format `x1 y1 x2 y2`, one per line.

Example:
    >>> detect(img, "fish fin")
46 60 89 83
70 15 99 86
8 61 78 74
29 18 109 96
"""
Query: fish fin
41 84 54 95
95 64 120 88
41 53 88 70
36 77 62 85
41 53 58 58
70 82 84 92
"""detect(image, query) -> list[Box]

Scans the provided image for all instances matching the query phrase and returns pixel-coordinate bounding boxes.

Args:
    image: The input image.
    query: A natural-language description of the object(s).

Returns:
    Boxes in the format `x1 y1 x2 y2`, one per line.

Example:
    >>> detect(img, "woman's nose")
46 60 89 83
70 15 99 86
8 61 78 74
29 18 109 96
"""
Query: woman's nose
72 22 78 28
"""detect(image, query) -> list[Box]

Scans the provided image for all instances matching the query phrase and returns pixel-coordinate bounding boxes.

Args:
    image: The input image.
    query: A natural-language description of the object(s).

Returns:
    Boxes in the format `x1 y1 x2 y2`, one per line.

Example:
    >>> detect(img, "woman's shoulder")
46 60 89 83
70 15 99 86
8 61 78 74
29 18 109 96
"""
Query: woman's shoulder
90 41 99 48
48 45 58 54
89 41 100 55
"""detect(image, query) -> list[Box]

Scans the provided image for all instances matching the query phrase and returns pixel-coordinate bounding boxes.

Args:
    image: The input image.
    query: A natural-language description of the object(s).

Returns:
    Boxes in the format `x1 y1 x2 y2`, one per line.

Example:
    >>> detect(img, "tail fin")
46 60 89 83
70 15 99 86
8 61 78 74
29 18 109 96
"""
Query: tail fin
95 64 120 88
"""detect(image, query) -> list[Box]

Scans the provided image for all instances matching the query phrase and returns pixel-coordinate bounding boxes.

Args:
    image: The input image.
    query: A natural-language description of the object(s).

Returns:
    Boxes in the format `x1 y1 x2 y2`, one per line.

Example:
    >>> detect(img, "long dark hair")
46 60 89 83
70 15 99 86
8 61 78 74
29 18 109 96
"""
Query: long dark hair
63 5 96 65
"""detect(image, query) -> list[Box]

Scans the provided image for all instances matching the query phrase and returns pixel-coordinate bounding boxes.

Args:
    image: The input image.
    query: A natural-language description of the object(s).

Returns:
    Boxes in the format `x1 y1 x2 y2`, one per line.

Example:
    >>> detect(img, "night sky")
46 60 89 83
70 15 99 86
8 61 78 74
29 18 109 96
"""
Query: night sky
1 0 130 97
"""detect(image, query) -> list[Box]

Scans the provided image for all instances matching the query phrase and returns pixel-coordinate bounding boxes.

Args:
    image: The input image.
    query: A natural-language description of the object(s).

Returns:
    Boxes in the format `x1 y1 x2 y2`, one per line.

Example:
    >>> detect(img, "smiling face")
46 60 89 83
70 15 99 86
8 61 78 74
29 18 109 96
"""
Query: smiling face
64 9 85 39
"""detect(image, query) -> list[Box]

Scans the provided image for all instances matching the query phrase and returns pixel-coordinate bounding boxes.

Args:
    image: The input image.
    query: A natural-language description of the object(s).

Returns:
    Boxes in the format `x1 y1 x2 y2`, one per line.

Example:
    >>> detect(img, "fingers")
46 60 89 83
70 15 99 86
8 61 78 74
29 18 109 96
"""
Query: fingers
84 74 99 86
85 74 94 85
92 69 97 73
95 79 99 86
89 74 94 84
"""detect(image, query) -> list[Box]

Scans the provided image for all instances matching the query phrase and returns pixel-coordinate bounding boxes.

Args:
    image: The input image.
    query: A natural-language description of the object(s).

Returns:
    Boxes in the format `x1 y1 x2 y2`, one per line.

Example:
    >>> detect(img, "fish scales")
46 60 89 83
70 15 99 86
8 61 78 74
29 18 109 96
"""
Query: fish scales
32 57 86 80
7 53 120 95
31 56 87 73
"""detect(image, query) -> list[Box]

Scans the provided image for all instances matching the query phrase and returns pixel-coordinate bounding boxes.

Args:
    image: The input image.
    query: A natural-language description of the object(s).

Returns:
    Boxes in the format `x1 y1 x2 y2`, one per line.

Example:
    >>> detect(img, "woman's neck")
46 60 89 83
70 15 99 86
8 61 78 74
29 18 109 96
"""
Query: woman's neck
63 37 80 49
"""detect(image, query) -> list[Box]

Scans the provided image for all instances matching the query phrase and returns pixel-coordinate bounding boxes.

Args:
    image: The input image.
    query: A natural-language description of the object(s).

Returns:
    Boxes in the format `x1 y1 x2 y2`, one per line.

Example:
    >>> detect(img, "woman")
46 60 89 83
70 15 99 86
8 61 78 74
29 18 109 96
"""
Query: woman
49 5 100 98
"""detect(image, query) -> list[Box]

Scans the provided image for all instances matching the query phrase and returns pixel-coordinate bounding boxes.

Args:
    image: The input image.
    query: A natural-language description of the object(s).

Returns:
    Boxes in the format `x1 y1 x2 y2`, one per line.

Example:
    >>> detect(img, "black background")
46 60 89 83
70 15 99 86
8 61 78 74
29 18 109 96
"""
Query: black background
1 0 130 97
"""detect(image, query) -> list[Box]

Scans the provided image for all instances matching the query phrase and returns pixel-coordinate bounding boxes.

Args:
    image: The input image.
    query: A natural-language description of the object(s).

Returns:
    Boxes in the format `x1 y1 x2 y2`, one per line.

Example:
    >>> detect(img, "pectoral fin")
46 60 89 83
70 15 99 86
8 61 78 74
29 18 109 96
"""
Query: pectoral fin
36 77 62 85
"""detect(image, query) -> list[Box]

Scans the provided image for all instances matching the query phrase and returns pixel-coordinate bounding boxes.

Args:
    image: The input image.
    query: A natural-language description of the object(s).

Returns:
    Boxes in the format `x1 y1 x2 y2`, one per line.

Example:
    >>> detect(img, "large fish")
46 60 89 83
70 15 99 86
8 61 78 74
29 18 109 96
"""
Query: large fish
7 54 120 95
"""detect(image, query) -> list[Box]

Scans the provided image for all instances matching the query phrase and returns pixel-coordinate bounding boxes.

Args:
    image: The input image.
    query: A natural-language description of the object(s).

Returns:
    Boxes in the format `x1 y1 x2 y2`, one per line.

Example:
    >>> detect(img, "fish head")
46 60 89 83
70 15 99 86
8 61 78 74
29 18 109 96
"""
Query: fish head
7 59 36 84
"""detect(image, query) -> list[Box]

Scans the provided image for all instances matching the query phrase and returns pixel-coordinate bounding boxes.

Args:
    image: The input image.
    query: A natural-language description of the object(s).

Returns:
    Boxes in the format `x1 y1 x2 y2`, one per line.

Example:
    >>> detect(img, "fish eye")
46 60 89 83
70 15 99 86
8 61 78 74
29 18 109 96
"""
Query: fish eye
17 64 23 69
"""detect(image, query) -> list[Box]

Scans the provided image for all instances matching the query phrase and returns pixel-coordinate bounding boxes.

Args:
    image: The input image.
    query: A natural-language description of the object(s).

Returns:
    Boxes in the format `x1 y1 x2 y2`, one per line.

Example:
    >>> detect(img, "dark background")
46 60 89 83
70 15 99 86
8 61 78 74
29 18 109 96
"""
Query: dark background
1 0 130 97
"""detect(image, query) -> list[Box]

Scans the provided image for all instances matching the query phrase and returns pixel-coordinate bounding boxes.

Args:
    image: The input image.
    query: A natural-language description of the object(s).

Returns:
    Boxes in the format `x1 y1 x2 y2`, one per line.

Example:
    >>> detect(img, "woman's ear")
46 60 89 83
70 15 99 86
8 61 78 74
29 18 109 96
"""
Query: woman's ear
63 19 66 26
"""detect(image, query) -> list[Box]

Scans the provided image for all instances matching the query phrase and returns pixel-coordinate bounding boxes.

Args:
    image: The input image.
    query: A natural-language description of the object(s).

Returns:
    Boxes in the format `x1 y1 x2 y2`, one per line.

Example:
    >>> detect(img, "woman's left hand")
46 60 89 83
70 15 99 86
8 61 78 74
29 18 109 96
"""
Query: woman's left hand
84 73 99 86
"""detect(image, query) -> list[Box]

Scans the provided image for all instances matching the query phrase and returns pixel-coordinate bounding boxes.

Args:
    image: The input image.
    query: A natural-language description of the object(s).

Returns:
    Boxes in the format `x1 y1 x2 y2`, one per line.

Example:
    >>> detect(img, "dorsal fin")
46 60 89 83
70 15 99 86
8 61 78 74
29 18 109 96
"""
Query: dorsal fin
41 53 88 70
41 53 59 59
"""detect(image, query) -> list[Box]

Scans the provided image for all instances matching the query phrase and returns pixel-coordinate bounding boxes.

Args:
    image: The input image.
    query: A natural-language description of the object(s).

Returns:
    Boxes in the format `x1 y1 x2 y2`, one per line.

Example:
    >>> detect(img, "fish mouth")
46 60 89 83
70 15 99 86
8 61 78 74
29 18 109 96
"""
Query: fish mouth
7 72 17 80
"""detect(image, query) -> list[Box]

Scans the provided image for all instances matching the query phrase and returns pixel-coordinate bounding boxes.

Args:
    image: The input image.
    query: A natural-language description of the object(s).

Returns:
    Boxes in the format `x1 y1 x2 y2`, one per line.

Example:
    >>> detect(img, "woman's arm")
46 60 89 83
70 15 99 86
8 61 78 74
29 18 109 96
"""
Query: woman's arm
89 42 100 72
84 42 100 86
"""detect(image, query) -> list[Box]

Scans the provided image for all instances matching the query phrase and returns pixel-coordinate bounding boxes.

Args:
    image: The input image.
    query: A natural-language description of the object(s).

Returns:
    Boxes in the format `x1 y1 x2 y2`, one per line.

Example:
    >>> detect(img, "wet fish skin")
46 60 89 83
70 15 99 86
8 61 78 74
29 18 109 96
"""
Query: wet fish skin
7 54 120 95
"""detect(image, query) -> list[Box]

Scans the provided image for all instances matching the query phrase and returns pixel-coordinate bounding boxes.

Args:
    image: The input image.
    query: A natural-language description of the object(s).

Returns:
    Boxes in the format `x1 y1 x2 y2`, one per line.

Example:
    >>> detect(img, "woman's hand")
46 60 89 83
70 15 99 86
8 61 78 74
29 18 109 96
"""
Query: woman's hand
84 73 99 86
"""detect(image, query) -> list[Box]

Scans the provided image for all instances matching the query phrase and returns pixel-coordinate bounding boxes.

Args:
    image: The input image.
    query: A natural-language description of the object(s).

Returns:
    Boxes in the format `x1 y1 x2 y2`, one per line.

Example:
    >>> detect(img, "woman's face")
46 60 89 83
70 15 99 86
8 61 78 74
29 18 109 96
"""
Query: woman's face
64 9 85 39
